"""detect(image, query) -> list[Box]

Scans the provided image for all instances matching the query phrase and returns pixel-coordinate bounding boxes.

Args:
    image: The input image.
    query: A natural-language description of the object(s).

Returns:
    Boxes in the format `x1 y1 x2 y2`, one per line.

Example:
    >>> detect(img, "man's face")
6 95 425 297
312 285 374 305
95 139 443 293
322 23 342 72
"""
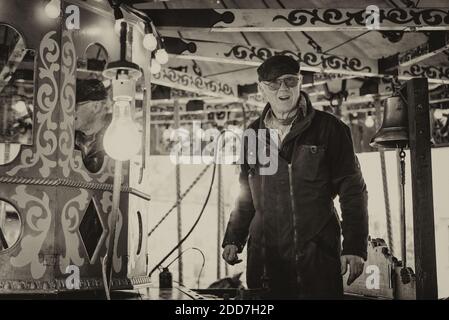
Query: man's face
75 100 106 135
259 74 302 115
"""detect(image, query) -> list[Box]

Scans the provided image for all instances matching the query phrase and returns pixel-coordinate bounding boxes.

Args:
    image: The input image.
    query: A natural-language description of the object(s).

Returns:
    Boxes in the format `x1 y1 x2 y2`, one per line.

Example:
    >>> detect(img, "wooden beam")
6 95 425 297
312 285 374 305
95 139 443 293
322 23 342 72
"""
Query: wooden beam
399 32 449 66
152 68 239 100
404 78 438 300
164 37 378 77
164 37 449 84
143 8 449 32
399 64 449 84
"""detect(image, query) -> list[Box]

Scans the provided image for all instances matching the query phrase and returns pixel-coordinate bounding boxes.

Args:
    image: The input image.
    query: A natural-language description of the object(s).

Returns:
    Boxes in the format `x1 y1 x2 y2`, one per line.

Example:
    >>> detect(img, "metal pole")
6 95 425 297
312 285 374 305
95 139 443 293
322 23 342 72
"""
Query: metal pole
405 78 438 299
217 161 222 280
103 159 123 300
174 99 183 285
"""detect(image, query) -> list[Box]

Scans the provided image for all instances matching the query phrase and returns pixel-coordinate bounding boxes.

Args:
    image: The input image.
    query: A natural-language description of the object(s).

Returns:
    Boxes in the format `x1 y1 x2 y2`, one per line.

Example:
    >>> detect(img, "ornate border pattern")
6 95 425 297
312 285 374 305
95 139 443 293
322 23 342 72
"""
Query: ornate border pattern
403 64 449 79
10 186 52 279
153 68 237 98
7 31 60 177
59 31 93 182
223 45 372 73
0 276 151 292
59 189 89 273
272 8 449 27
100 192 123 273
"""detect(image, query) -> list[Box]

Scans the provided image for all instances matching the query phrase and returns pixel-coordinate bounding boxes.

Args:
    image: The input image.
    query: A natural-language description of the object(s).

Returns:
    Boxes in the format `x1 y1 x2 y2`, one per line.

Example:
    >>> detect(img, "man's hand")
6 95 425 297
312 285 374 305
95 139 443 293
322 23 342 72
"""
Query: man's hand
340 255 364 286
222 245 242 265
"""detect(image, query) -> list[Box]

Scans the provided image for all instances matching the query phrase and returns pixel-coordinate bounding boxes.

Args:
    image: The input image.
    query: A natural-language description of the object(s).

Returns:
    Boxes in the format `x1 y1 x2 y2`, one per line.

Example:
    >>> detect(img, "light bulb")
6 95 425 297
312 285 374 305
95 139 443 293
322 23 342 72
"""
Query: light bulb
434 108 444 119
143 33 157 51
114 18 126 35
155 49 169 65
365 116 375 128
103 101 141 161
45 0 61 19
150 60 161 74
13 100 27 114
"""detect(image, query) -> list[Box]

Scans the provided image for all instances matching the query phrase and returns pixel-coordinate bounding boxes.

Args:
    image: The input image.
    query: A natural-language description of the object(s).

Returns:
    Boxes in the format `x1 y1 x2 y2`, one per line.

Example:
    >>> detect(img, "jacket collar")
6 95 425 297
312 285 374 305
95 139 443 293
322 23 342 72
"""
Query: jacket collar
258 91 316 147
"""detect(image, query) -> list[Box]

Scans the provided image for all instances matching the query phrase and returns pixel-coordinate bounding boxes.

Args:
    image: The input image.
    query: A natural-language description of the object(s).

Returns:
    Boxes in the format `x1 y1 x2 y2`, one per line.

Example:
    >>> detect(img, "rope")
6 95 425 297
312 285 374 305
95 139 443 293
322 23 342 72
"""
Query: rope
147 164 212 238
217 159 223 279
399 148 407 268
380 150 394 255
176 160 183 285
0 176 150 200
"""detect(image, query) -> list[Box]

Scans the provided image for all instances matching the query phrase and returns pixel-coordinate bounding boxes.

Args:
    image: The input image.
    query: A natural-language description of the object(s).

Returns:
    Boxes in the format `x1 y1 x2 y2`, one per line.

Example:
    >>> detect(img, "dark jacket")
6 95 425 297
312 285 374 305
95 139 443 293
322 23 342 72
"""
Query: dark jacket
222 93 369 299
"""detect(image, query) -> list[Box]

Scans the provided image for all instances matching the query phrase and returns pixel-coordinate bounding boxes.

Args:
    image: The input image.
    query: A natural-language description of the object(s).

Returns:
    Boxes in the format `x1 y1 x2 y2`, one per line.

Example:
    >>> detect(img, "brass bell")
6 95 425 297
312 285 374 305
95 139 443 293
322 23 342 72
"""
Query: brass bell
370 95 409 149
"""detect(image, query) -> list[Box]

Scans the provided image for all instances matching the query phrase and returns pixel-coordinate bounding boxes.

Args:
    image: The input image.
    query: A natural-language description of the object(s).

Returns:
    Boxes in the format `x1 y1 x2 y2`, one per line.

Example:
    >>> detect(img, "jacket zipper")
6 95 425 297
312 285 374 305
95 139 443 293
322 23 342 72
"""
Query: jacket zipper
288 163 301 287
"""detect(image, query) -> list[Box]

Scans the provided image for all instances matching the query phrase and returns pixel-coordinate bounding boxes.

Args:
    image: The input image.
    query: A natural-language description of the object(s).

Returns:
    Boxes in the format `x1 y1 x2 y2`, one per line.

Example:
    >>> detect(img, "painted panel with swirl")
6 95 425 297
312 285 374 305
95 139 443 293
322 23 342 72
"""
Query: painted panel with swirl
144 8 449 31
166 37 378 77
153 68 238 99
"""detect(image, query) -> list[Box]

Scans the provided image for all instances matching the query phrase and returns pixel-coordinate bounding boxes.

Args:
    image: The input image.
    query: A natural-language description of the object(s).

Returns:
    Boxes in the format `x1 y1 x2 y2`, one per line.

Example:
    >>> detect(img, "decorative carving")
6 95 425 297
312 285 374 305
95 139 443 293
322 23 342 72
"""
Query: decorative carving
59 189 89 273
272 8 449 28
100 192 123 273
59 31 93 182
223 44 372 73
403 64 449 79
399 42 429 65
7 31 60 177
379 31 404 43
153 68 237 98
10 186 52 279
273 9 366 27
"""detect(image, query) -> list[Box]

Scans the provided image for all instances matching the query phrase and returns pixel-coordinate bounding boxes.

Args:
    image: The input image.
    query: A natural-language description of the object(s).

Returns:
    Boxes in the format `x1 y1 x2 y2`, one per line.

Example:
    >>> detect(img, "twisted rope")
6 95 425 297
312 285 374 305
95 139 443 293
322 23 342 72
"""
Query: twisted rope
176 161 183 285
380 150 394 255
147 163 212 238
0 176 150 201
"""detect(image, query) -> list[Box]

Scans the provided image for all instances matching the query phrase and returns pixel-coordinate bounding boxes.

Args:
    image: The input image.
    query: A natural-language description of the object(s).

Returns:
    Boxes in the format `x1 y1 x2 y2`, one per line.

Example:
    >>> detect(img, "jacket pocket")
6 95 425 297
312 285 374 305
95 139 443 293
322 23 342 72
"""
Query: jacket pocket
295 144 326 181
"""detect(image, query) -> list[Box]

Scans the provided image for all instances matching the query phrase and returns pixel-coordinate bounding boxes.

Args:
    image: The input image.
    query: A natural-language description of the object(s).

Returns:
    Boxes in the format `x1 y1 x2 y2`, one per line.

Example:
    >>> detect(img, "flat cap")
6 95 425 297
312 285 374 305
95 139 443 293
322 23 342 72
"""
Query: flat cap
257 55 300 82
76 78 107 104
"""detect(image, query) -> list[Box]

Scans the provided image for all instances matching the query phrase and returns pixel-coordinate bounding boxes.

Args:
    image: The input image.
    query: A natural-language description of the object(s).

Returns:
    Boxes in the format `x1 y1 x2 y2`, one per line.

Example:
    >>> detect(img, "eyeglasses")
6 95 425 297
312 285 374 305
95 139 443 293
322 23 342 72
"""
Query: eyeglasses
263 76 300 90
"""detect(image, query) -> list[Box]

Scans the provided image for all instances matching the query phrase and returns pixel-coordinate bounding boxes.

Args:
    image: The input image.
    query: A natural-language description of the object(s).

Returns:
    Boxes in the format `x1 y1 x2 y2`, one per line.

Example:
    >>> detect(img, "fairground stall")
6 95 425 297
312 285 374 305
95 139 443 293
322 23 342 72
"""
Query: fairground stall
0 0 448 300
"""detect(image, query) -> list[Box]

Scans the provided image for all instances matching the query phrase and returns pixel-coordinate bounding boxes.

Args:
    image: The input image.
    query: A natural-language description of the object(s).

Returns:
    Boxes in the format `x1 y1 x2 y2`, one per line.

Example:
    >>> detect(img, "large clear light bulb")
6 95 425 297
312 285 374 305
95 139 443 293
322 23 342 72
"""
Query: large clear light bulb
45 0 61 19
103 100 141 161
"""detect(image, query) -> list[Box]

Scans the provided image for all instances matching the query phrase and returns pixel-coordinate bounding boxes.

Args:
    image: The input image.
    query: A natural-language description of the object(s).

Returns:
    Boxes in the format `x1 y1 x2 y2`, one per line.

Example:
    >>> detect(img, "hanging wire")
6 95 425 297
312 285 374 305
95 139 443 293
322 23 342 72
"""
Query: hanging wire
323 31 371 54
148 129 241 278
165 247 206 289
147 163 213 238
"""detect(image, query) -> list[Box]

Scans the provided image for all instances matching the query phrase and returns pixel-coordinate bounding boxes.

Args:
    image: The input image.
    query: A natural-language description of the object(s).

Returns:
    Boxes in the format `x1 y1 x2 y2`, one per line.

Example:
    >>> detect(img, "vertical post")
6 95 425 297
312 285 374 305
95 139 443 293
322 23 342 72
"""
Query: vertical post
103 159 123 300
217 160 222 280
144 65 152 274
174 99 183 285
405 78 438 299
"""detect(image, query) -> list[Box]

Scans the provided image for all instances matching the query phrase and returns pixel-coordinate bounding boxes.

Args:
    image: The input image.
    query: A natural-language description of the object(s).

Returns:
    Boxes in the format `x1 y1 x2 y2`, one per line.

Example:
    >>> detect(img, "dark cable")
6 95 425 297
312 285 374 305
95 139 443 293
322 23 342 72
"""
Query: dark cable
148 129 238 278
323 31 371 54
165 247 206 289
149 159 216 278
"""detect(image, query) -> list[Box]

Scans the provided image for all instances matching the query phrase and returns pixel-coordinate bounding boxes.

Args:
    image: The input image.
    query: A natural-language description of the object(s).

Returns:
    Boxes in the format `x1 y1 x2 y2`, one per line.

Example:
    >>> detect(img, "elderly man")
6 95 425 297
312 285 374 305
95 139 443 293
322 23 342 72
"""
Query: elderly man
222 55 368 299
75 78 112 173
